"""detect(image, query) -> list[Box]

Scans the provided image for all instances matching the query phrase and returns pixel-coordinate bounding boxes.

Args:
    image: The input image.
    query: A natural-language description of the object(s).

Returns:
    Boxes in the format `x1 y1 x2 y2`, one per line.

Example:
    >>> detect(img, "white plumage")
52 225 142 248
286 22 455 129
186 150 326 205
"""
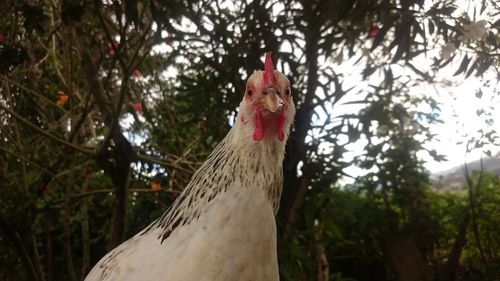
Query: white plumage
85 53 295 281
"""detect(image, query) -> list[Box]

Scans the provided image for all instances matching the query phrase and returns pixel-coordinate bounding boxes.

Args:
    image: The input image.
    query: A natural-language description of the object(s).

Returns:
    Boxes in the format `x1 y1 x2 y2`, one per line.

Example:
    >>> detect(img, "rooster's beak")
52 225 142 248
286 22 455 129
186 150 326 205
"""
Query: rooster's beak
262 88 284 113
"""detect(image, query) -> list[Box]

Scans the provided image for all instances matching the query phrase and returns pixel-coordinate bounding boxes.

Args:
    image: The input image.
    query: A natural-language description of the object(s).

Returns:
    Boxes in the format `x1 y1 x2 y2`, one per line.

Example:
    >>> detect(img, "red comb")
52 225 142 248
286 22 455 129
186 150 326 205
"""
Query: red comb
263 52 276 86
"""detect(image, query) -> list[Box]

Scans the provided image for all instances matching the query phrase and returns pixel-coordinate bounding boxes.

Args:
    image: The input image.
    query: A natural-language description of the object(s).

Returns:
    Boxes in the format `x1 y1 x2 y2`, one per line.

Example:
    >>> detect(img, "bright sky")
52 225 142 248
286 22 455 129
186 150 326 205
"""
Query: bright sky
423 75 499 173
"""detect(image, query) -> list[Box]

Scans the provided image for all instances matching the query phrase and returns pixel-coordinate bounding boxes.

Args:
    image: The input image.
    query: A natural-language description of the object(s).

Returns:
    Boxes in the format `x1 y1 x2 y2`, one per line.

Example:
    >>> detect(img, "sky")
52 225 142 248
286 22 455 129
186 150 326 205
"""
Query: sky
423 74 499 173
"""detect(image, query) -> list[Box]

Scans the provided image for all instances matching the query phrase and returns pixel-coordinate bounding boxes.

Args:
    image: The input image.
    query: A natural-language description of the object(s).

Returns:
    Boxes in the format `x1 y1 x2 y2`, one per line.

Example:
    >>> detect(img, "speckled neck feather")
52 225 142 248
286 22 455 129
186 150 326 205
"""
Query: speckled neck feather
146 122 285 242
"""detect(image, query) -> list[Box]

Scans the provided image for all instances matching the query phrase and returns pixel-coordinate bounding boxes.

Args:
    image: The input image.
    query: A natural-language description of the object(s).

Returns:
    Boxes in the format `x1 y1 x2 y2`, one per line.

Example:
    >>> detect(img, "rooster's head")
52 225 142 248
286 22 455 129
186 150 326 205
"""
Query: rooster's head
238 52 295 144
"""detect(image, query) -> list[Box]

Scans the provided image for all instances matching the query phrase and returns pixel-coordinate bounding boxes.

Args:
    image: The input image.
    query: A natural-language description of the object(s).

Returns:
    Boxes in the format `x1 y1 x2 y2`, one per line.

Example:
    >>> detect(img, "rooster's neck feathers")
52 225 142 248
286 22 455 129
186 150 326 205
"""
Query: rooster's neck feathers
147 122 285 242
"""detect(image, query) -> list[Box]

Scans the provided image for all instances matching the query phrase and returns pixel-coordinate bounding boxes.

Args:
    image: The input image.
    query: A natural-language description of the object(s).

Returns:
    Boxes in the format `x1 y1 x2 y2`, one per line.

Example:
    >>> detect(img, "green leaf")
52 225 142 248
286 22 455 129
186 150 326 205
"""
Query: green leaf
453 54 471 76
493 18 500 28
435 6 458 15
465 59 478 78
362 66 377 80
370 23 391 51
428 20 435 34
476 59 493 77
384 67 393 87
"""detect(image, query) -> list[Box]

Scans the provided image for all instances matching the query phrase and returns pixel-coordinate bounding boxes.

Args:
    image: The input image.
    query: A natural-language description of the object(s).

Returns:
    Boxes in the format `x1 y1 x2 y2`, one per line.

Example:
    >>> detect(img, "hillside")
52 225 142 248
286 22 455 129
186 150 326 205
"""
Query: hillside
432 156 500 191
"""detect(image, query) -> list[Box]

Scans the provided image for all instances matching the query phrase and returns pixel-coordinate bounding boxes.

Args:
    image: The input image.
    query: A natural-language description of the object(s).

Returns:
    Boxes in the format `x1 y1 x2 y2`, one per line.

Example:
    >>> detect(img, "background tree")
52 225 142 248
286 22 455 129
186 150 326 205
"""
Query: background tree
0 0 499 280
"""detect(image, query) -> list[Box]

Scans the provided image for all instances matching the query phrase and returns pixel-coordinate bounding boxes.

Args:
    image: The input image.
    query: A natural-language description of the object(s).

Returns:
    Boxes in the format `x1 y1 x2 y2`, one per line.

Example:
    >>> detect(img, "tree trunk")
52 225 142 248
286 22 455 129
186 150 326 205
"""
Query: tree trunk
286 176 310 230
313 226 329 281
107 166 132 250
438 213 469 281
80 179 91 276
80 50 135 251
382 232 432 281
44 209 54 281
62 173 78 281
281 11 320 230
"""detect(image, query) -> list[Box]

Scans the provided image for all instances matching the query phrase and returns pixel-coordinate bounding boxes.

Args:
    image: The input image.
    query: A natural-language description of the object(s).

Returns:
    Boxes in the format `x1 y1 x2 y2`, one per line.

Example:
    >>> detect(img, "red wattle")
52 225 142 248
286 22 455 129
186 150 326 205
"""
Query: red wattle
253 109 264 141
277 113 286 141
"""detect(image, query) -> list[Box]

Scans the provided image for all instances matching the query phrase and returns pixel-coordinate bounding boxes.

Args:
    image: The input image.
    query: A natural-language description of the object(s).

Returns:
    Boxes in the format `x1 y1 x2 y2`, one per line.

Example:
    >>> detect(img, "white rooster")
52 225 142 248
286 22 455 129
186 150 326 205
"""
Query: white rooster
85 52 296 281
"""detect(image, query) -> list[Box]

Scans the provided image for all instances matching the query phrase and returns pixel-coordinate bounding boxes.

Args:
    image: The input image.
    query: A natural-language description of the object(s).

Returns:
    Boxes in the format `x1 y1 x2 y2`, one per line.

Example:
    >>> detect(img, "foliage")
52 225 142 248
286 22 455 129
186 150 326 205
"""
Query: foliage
0 0 499 281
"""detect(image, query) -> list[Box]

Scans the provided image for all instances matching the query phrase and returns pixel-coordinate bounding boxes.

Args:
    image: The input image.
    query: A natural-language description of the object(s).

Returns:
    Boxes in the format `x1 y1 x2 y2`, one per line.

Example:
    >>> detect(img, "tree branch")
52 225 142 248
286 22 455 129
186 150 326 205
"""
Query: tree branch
0 104 95 155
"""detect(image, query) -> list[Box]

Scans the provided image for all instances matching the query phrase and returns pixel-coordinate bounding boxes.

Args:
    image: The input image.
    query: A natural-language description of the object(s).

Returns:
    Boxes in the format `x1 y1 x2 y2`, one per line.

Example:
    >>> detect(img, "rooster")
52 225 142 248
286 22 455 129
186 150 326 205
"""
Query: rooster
85 52 296 281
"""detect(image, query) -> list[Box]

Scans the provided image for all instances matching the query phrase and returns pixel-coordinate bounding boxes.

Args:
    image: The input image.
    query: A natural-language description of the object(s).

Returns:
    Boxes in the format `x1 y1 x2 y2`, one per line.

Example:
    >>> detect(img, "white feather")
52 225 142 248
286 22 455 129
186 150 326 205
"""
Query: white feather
85 187 278 281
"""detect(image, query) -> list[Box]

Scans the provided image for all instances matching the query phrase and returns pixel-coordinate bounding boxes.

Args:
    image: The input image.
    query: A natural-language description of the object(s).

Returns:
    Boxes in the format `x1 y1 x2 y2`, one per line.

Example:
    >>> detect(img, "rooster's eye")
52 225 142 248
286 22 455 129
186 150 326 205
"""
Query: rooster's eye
247 90 253 96
285 88 290 95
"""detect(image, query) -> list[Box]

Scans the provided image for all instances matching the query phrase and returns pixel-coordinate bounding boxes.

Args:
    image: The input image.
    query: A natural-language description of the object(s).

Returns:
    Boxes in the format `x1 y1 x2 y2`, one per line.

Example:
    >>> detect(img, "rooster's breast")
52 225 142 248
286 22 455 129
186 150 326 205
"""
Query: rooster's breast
85 186 279 281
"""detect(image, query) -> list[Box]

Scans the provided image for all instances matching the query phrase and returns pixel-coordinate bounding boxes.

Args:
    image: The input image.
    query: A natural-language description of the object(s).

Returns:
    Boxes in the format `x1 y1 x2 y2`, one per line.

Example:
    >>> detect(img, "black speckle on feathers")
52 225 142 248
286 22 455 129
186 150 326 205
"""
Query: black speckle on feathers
207 192 217 203
144 130 283 243
148 137 237 242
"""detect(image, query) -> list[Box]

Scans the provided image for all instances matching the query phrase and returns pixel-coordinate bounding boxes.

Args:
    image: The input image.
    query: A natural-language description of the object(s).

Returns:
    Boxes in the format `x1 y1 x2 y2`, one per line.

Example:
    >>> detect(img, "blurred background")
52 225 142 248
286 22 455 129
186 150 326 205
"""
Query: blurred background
0 0 499 280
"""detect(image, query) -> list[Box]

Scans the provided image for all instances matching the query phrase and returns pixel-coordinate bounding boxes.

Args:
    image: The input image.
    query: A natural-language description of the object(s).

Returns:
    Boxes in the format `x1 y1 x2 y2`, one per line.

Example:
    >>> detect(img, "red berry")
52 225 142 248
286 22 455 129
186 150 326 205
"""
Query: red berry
133 102 143 112
369 24 380 37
